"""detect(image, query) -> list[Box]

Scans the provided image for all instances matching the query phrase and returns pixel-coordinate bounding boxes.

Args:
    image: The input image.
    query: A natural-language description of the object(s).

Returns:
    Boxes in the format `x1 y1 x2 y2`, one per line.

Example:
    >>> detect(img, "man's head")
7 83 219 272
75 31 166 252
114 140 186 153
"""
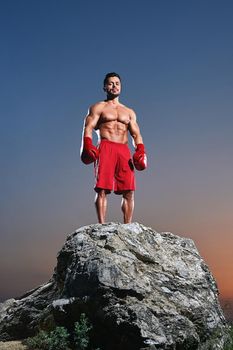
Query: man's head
103 72 121 98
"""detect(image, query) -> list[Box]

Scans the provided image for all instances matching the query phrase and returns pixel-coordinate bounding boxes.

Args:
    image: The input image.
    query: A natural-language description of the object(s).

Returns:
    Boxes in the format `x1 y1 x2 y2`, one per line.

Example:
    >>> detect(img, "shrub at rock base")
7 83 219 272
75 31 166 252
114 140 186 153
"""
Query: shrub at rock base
24 313 99 350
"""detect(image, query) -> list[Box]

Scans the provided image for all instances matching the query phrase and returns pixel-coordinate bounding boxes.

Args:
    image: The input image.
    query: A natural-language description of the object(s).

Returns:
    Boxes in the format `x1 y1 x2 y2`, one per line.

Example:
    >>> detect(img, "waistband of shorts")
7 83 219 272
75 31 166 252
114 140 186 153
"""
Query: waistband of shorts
99 139 129 147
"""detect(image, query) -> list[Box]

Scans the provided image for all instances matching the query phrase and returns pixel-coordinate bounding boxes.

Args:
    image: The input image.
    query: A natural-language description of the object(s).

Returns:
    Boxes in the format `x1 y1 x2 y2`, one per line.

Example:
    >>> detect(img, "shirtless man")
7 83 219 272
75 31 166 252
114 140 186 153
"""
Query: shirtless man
81 72 147 224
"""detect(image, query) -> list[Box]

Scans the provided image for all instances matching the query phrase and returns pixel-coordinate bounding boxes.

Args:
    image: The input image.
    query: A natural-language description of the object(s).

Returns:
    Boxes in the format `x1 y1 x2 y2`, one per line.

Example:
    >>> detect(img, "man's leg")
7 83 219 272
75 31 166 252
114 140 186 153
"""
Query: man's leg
95 190 108 223
121 190 134 224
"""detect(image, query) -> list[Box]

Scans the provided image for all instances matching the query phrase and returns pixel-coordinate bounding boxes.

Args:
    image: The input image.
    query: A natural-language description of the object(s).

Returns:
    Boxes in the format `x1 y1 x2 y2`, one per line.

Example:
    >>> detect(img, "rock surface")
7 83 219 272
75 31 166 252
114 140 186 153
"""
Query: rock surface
0 223 229 349
0 341 27 350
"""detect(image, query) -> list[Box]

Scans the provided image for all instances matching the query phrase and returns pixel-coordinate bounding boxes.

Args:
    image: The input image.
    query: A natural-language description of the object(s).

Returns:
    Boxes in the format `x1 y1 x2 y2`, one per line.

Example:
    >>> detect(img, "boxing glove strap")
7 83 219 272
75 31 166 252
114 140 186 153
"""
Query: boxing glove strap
83 136 93 148
135 143 145 152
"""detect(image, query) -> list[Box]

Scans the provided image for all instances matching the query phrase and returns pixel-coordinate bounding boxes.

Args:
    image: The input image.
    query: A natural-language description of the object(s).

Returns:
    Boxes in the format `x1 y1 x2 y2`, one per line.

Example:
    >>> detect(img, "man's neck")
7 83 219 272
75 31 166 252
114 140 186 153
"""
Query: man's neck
106 95 120 103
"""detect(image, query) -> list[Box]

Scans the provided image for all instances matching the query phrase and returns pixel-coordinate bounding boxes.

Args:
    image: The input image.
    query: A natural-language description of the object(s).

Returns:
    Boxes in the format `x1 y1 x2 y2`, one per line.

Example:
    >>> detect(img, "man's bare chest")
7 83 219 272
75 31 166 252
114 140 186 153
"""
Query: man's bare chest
100 106 130 125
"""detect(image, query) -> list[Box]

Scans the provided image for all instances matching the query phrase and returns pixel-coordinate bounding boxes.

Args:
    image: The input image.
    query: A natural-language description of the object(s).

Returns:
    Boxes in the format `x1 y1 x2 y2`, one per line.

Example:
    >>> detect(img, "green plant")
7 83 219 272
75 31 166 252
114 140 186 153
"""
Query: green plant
24 326 70 350
74 313 92 350
48 326 70 350
24 314 101 350
24 330 51 349
224 325 233 350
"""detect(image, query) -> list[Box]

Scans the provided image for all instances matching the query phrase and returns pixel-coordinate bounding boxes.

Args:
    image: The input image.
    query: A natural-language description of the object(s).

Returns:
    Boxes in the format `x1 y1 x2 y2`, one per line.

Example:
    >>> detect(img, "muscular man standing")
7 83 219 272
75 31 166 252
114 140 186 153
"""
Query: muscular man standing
81 72 147 224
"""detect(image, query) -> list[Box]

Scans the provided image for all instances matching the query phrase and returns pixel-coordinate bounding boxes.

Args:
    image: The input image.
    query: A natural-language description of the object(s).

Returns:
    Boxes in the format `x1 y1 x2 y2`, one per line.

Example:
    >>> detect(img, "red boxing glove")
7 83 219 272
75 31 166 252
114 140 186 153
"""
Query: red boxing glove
133 144 147 171
81 137 99 164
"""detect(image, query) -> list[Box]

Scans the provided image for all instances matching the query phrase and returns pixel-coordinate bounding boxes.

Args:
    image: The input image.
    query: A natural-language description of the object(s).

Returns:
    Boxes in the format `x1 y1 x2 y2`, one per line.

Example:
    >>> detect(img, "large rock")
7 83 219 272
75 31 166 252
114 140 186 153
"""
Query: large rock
0 223 229 349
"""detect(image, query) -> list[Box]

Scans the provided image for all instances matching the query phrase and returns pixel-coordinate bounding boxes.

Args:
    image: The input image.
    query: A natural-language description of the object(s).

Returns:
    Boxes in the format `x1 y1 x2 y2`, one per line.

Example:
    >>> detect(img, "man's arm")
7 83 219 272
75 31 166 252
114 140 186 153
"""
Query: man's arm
128 109 143 147
83 103 102 138
80 103 102 164
129 109 147 171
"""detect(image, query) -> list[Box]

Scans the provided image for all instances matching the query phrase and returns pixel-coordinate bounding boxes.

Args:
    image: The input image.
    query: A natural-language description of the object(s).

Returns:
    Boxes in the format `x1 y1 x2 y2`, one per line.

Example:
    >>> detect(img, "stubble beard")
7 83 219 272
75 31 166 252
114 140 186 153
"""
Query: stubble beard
107 92 120 100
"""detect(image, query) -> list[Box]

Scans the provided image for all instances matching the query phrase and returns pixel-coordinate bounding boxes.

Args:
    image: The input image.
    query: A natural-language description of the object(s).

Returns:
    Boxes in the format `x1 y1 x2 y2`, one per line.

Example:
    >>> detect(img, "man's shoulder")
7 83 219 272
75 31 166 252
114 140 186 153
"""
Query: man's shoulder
87 101 106 116
121 103 136 117
119 102 135 112
90 101 106 110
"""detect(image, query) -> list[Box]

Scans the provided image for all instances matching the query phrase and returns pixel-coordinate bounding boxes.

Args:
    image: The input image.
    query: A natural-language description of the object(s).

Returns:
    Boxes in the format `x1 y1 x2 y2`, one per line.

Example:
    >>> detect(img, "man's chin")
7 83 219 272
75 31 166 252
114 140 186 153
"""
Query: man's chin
108 92 120 99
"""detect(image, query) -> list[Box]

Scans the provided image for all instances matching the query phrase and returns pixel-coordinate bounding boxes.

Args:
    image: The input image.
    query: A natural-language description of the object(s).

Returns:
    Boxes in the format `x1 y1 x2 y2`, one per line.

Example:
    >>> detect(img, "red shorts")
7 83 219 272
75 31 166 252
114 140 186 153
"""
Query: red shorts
94 139 135 194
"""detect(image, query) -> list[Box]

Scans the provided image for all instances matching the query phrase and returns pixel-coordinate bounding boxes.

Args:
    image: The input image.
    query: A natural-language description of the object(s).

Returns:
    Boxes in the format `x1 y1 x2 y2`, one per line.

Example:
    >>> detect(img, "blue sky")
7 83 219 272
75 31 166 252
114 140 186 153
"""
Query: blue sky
1 0 233 300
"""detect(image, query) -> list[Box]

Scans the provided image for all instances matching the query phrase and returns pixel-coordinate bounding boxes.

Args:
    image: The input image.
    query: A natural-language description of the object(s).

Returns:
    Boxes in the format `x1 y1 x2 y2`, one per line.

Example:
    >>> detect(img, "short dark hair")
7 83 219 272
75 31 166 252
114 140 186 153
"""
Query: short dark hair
103 72 121 86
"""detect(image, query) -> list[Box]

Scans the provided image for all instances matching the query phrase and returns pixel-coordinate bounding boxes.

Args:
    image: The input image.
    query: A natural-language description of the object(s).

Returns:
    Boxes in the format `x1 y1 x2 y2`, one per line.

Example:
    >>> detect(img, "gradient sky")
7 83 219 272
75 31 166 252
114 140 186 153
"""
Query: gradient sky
1 0 233 302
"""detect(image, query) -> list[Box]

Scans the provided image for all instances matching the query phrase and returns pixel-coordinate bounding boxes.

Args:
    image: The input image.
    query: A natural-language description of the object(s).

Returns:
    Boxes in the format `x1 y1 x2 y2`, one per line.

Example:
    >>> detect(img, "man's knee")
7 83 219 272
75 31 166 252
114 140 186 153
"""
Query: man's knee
122 190 134 201
96 189 108 199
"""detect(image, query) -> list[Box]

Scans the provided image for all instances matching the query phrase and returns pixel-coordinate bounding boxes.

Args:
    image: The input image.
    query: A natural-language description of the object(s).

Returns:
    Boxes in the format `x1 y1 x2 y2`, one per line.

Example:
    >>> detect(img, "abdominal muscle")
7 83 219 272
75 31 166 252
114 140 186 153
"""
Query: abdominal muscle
97 120 129 144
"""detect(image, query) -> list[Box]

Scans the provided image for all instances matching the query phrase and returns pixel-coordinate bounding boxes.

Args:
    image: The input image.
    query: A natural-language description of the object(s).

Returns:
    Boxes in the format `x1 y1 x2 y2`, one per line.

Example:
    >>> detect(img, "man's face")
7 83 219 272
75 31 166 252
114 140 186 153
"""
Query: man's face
104 76 121 97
